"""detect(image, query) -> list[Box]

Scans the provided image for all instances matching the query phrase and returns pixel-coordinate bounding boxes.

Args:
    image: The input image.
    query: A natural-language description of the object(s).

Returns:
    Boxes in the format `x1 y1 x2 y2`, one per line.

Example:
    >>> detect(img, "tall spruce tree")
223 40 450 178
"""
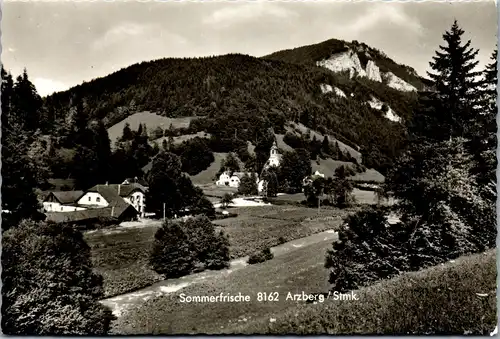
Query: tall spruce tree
11 69 43 132
414 20 482 140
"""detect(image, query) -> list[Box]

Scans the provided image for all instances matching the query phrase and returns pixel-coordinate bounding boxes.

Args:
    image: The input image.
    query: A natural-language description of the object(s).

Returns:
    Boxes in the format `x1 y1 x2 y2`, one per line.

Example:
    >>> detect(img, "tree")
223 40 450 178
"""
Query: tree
1 122 44 229
146 152 184 217
121 122 134 141
412 20 482 141
238 173 258 196
150 220 196 277
2 220 114 334
278 148 311 193
11 68 43 131
220 193 234 208
176 137 214 175
150 217 230 277
262 168 278 197
146 151 213 218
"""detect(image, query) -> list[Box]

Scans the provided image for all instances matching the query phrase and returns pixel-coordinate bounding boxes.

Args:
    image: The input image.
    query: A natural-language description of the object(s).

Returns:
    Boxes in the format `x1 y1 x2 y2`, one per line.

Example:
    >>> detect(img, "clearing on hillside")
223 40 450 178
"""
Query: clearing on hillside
107 111 195 145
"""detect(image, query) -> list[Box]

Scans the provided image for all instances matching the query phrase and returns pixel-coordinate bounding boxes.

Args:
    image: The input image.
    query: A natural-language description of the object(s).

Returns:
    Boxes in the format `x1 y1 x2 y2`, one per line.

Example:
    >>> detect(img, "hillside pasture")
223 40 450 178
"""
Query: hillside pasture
151 132 211 147
230 249 497 335
107 111 195 145
88 202 353 298
189 153 228 185
287 122 362 161
111 234 336 334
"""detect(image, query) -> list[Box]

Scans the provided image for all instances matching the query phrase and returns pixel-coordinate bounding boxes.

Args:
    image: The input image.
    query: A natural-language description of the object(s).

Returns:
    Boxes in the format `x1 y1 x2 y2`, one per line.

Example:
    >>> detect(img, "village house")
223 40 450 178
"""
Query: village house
43 191 86 212
215 141 281 192
43 182 148 224
216 171 259 188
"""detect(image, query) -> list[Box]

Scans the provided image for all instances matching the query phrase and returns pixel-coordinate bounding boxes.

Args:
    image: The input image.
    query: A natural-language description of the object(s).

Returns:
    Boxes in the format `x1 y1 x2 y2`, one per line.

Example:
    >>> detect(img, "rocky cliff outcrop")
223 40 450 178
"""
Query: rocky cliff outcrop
366 60 382 82
367 96 401 123
317 48 417 92
382 72 417 92
317 50 366 78
320 84 347 98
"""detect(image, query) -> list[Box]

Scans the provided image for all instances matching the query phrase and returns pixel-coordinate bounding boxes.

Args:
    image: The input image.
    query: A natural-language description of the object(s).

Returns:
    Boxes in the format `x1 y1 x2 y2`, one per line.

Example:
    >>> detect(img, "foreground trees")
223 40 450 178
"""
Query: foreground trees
326 21 496 292
2 220 114 334
150 216 230 277
146 151 215 218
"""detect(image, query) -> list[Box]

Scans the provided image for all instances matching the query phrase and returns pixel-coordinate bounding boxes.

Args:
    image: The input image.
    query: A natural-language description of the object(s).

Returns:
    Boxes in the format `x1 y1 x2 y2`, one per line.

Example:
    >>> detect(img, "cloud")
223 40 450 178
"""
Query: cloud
92 22 187 50
203 3 298 27
342 5 423 37
33 78 68 97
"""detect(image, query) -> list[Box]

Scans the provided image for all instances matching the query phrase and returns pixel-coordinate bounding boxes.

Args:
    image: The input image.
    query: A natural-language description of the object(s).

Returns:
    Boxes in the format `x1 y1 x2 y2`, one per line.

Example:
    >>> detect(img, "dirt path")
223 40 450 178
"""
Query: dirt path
100 229 338 317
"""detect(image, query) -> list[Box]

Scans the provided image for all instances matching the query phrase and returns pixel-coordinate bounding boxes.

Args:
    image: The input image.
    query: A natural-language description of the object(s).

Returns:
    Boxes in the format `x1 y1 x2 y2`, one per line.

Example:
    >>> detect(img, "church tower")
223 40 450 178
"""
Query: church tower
267 140 281 168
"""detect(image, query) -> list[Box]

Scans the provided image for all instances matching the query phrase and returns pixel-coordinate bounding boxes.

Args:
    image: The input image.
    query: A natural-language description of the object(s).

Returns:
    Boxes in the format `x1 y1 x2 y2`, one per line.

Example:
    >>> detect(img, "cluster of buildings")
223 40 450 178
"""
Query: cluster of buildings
216 141 282 192
43 178 147 224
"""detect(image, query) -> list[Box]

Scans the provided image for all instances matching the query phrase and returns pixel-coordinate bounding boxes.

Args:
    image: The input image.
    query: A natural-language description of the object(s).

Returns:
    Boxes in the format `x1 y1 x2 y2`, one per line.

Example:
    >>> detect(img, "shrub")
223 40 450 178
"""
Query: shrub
150 220 196 278
247 247 274 265
2 220 115 335
150 216 230 278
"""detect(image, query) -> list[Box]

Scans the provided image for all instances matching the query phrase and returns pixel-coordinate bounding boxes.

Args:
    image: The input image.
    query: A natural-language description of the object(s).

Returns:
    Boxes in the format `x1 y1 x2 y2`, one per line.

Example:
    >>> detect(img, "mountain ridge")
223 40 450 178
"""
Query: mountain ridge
43 38 420 174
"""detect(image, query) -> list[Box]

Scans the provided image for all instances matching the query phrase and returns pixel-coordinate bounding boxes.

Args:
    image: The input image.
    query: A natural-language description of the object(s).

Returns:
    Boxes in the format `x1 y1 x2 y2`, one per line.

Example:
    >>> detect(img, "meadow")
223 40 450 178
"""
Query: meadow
111 247 496 335
86 204 351 297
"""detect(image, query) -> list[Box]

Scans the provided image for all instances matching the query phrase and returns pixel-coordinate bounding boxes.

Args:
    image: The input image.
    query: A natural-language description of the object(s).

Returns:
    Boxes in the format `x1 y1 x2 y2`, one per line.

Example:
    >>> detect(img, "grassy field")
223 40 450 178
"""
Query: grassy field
286 122 362 161
151 132 212 146
87 204 353 298
189 153 228 185
230 249 497 335
111 247 496 334
107 111 195 145
198 183 239 197
214 205 352 259
110 234 336 334
85 225 163 298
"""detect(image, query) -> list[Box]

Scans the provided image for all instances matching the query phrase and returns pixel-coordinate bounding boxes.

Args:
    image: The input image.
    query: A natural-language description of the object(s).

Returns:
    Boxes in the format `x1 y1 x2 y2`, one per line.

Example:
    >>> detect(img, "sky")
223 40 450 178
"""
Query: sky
2 1 497 97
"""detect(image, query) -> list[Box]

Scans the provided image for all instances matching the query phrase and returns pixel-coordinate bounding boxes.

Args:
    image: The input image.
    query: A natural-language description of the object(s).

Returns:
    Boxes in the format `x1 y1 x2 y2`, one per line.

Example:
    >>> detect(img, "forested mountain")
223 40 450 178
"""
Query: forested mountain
42 38 424 174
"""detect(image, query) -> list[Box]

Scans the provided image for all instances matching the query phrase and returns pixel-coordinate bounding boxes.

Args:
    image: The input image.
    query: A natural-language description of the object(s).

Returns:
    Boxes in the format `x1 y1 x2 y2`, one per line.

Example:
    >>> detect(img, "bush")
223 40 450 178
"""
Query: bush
150 216 230 278
247 247 274 265
2 220 115 335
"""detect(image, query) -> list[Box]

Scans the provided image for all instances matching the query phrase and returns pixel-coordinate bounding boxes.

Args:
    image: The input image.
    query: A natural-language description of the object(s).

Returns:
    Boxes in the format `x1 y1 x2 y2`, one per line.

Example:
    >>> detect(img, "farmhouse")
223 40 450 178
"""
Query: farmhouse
43 182 148 223
79 183 147 218
43 191 86 212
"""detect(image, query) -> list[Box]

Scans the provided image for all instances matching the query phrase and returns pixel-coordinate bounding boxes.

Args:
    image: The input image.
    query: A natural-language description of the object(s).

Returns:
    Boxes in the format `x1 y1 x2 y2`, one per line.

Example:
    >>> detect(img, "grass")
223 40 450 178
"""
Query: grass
84 225 163 298
107 111 194 145
230 249 497 335
151 132 211 146
189 153 228 185
88 204 352 297
198 183 239 197
110 234 336 334
214 205 351 259
287 121 362 161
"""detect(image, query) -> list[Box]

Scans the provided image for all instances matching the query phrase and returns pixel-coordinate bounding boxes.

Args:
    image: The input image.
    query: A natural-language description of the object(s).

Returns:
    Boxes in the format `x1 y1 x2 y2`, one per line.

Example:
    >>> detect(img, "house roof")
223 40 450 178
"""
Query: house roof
122 177 148 187
87 183 147 198
45 204 138 223
44 191 85 204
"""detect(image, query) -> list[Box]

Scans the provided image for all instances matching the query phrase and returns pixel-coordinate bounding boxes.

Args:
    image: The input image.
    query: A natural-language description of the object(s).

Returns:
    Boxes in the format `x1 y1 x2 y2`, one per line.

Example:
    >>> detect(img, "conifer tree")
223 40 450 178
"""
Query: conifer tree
413 20 482 140
11 68 43 131
121 122 134 141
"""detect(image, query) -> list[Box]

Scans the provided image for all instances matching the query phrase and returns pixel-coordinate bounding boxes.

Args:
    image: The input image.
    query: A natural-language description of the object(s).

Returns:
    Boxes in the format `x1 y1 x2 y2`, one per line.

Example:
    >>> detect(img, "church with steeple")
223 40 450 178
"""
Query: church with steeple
263 140 282 169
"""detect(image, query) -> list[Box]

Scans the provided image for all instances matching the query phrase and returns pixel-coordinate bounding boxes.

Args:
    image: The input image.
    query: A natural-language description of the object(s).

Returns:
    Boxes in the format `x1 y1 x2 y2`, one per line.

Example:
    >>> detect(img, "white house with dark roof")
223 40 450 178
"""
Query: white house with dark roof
78 183 147 217
216 171 258 188
43 191 86 212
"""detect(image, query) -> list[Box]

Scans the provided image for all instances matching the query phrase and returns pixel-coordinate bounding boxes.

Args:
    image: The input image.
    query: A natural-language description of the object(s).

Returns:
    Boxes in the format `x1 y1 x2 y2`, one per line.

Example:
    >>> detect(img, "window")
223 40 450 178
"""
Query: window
61 207 63 211
96 197 101 203
131 196 135 203
88 196 91 202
